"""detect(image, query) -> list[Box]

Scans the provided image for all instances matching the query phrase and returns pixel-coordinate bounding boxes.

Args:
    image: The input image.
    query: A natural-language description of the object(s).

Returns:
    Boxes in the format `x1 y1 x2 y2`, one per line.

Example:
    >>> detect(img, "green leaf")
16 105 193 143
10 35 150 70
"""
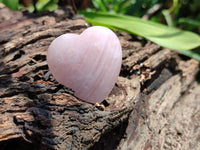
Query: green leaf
1 0 19 11
162 10 173 27
42 2 58 11
178 18 200 27
36 0 58 12
27 5 35 13
92 0 107 12
79 11 200 51
178 50 200 62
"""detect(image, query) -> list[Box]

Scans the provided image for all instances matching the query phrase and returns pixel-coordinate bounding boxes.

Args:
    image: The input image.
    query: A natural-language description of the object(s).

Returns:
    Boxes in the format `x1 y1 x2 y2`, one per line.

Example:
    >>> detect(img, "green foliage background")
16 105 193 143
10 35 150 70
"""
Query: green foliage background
90 0 200 34
0 0 58 12
1 0 200 61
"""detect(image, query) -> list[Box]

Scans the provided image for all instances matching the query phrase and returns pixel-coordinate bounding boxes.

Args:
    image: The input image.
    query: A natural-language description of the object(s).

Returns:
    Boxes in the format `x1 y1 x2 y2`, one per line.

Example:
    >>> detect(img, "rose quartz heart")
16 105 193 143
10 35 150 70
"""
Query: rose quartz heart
47 26 122 103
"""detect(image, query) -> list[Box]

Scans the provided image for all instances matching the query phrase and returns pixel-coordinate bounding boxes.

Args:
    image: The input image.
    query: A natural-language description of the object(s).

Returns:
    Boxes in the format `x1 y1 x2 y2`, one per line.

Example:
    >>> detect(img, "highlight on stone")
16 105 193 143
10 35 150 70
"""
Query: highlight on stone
47 26 122 104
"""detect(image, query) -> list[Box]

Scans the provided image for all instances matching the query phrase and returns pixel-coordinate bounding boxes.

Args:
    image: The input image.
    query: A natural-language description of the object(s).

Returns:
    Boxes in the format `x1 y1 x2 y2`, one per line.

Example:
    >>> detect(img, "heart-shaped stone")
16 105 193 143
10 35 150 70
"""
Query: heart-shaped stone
47 26 122 103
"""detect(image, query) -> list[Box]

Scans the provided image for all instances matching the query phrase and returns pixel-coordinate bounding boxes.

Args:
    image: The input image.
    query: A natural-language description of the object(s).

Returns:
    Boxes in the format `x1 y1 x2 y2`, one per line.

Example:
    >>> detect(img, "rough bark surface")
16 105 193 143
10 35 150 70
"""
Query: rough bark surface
0 5 200 150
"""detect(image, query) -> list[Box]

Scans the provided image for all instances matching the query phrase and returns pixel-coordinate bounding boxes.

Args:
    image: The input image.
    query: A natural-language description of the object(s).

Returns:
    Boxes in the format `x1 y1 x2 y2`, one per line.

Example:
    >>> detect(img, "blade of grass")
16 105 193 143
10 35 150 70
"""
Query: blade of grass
79 11 200 51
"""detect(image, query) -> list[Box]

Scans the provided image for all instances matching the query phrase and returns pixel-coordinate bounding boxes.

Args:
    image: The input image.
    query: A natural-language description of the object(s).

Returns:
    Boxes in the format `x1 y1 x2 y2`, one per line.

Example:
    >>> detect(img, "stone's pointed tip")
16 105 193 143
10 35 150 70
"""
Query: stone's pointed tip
47 26 122 104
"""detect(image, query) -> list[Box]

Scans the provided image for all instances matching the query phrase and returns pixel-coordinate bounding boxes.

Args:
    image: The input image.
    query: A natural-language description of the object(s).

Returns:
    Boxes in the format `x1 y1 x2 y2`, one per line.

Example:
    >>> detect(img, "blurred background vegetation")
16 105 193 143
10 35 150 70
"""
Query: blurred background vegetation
0 0 200 60
1 0 199 33
90 0 200 34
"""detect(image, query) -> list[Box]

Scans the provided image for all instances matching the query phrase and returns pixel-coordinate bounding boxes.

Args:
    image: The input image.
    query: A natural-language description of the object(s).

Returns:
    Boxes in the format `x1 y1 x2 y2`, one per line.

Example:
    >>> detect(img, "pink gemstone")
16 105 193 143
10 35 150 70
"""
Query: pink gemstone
47 26 122 103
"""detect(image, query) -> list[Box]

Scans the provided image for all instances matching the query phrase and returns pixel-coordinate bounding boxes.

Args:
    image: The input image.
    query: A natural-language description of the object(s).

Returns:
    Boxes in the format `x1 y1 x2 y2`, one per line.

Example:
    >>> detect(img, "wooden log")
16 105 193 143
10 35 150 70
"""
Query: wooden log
0 5 199 150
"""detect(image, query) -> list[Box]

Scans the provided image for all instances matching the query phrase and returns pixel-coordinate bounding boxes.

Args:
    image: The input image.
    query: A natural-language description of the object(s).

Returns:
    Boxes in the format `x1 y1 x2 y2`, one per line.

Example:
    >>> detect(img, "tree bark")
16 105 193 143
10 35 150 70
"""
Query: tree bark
0 5 199 150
